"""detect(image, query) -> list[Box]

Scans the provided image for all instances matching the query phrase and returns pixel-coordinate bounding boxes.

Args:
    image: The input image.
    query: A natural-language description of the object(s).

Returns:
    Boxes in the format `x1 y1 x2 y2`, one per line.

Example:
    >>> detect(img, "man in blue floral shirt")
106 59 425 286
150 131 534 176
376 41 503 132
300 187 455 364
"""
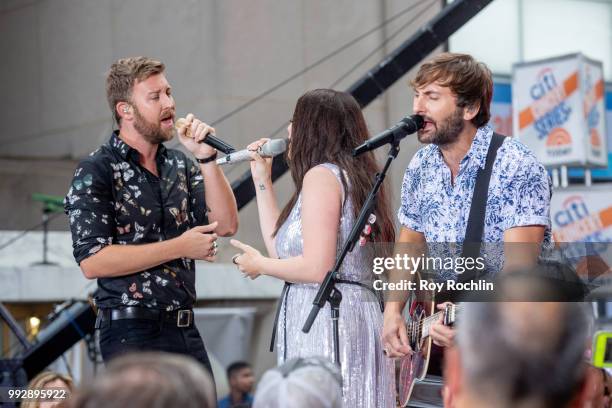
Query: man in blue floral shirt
382 53 551 357
65 57 238 374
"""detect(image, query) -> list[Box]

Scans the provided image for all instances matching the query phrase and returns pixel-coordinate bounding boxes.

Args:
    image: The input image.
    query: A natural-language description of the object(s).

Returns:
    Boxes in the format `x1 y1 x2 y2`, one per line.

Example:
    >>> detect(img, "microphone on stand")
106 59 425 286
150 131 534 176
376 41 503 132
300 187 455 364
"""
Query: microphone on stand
175 117 236 154
353 114 424 156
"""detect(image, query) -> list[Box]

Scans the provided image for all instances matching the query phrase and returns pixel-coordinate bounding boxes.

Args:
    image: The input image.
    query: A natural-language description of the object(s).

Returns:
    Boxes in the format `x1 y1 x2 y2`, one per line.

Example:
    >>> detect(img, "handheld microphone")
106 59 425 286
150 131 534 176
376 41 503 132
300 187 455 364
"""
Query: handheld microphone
175 118 236 154
352 114 424 156
216 139 287 165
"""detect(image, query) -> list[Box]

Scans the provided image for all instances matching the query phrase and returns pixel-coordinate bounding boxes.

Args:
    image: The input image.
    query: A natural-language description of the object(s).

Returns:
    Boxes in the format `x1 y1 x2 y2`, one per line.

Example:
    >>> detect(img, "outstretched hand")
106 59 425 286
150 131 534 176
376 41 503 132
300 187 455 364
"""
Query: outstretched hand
230 239 263 279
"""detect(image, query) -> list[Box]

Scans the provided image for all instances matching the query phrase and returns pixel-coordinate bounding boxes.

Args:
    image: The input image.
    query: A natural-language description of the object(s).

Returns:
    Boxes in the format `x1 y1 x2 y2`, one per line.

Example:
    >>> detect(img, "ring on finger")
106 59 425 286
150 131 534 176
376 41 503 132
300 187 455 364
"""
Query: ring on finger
232 254 240 265
212 241 218 249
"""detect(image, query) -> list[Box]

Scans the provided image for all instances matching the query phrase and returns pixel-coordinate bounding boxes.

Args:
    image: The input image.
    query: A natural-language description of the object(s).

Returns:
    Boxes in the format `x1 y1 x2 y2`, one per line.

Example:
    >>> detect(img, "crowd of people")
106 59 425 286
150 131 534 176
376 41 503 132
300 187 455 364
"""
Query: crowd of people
22 297 609 408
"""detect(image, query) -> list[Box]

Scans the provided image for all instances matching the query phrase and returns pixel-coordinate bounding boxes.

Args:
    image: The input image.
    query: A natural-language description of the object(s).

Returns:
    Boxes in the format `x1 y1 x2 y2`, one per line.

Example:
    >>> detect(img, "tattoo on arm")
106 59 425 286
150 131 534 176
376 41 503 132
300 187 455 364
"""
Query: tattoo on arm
258 183 266 191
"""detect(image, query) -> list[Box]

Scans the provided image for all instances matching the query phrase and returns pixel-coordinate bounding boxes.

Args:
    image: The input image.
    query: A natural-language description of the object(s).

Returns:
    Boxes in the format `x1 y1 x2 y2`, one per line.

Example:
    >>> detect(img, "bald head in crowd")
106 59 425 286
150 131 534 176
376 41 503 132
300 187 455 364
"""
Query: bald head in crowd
65 352 216 408
444 302 591 408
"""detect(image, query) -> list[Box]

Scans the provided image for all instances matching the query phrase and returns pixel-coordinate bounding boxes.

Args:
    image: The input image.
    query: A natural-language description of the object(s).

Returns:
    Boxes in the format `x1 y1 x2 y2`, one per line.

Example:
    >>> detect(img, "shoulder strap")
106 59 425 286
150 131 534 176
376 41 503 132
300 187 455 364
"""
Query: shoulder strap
460 132 505 263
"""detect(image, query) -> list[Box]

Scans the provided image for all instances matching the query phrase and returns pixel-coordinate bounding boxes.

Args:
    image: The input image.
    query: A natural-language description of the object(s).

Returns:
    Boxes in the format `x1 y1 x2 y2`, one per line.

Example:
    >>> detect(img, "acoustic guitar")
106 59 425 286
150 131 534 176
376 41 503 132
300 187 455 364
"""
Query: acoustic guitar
398 300 459 407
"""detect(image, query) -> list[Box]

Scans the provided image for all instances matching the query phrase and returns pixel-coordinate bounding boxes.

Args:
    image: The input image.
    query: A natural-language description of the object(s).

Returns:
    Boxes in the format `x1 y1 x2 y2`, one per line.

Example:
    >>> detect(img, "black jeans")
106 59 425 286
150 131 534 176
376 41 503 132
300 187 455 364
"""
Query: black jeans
98 316 213 378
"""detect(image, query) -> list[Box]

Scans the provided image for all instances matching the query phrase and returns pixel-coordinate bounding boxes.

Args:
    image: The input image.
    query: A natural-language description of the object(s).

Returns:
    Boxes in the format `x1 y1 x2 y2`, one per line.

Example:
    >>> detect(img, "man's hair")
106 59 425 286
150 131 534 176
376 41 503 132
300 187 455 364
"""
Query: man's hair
411 52 493 127
457 300 590 408
65 352 216 408
227 361 251 379
106 56 165 125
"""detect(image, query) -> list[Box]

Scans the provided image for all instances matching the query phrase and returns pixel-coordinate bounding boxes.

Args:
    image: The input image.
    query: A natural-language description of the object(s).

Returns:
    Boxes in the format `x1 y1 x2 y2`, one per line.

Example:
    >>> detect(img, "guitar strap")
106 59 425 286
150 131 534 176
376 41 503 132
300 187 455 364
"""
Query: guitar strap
429 132 505 374
457 132 505 284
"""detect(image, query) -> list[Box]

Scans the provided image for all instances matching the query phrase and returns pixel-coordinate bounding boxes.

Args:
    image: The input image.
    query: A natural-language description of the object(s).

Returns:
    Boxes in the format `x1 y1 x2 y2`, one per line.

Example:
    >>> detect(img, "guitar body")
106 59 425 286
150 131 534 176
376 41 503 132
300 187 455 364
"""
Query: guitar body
398 299 435 407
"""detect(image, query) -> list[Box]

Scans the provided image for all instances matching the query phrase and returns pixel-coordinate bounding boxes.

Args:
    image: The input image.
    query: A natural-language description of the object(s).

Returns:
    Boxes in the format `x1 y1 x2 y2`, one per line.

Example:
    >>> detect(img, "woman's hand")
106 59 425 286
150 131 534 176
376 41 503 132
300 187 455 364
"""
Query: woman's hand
248 138 273 183
230 239 264 279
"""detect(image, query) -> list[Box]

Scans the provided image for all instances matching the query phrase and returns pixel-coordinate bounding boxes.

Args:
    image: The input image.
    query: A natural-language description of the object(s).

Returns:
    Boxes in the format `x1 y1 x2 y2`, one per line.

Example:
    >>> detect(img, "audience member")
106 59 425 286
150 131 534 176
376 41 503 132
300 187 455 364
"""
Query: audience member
218 361 255 408
65 352 215 408
253 356 342 408
22 371 74 408
443 301 591 408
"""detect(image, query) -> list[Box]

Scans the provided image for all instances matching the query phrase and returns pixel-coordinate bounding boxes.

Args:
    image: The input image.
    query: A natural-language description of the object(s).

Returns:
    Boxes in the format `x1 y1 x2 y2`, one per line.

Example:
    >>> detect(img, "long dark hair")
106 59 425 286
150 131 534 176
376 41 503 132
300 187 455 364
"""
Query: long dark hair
273 89 395 244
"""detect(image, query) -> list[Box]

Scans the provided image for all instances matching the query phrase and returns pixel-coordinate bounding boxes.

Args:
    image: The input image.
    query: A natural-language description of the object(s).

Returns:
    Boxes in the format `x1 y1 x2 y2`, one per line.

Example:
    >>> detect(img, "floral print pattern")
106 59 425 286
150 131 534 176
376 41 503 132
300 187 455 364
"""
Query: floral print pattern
398 125 552 279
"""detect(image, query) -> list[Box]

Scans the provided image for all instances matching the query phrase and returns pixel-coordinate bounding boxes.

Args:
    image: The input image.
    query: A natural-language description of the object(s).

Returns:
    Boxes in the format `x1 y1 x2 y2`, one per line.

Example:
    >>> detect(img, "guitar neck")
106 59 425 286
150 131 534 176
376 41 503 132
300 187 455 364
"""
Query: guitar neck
420 304 459 340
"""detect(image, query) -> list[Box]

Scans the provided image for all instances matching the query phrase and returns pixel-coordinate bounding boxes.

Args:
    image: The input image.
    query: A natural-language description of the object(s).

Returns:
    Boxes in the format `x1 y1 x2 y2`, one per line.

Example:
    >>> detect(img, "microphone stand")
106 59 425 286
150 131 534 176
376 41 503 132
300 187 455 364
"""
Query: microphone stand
302 140 401 366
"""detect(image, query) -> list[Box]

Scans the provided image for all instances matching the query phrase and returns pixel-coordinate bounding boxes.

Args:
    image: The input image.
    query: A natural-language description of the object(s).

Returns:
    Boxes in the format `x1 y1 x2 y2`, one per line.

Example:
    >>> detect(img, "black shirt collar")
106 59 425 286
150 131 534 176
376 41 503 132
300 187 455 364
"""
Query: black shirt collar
109 131 168 162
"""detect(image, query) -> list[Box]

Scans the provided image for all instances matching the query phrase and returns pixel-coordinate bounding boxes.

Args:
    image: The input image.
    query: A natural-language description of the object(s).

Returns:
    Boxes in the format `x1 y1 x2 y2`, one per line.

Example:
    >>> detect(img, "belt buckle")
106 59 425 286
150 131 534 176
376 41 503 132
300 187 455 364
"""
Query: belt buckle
177 310 192 328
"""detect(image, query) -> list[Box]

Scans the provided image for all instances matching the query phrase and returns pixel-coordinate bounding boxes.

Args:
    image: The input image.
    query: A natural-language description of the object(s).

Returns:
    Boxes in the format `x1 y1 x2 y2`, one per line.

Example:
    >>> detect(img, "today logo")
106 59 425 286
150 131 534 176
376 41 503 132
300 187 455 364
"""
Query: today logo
546 127 572 157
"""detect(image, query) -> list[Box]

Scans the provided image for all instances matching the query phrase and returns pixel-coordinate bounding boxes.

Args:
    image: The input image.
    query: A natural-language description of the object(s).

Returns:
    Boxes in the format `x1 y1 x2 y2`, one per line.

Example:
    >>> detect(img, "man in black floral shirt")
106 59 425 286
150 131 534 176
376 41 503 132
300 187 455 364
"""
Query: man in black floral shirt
65 57 238 375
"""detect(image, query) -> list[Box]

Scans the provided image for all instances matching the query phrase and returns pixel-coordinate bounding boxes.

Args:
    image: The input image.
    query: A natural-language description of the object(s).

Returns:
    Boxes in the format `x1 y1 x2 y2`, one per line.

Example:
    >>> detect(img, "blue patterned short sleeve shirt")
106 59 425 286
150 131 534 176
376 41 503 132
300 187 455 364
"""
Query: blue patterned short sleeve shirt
398 125 552 244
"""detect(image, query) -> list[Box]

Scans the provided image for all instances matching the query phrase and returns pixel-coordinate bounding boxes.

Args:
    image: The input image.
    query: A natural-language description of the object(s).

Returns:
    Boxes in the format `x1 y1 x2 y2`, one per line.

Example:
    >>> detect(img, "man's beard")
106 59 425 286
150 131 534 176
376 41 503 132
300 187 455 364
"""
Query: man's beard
418 106 465 146
133 105 174 144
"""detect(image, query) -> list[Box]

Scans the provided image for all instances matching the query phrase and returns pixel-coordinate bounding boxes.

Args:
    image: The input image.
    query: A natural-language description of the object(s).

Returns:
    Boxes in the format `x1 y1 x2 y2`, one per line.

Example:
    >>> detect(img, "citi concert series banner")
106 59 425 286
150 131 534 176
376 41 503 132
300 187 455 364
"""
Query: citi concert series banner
511 53 608 168
490 70 612 244
551 187 612 243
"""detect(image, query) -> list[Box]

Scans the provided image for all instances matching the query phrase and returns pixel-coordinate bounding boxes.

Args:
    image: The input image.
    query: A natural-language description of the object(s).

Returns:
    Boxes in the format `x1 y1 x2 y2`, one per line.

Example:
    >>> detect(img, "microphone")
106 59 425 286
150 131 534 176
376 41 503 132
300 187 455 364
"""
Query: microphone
175 118 236 154
352 114 424 156
216 139 287 165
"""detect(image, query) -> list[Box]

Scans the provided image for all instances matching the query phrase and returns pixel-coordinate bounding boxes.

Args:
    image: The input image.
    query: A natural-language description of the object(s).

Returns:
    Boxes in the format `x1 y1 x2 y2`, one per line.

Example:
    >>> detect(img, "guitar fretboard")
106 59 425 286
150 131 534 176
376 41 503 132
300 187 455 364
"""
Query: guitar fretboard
409 304 460 341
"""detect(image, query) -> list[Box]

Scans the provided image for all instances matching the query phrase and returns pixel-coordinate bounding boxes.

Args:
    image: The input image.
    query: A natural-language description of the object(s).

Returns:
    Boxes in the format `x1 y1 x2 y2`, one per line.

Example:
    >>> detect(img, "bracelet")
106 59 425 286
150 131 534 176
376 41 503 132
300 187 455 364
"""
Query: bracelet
196 151 218 164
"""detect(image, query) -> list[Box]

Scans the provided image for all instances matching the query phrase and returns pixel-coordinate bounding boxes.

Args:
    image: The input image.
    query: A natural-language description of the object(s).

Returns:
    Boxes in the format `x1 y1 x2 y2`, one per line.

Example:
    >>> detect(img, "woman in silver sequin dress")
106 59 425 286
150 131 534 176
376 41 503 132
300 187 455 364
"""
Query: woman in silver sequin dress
230 89 396 407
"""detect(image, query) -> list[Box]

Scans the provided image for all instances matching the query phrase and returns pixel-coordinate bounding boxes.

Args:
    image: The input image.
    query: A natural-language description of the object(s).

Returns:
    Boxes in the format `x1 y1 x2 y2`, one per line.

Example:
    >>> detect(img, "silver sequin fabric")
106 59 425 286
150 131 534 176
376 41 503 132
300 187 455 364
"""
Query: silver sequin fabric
274 163 396 408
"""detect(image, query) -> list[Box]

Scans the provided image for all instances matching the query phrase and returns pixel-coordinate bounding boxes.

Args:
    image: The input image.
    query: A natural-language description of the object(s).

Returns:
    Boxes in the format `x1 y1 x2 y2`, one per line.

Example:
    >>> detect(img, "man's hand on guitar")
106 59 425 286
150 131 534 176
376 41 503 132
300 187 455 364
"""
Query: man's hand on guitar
382 308 413 358
430 302 456 348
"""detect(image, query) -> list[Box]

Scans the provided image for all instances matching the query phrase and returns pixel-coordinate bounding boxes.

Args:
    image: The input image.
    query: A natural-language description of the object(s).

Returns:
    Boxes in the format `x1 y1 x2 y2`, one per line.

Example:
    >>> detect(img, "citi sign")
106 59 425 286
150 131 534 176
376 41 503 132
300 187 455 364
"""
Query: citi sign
553 195 602 242
529 68 573 140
